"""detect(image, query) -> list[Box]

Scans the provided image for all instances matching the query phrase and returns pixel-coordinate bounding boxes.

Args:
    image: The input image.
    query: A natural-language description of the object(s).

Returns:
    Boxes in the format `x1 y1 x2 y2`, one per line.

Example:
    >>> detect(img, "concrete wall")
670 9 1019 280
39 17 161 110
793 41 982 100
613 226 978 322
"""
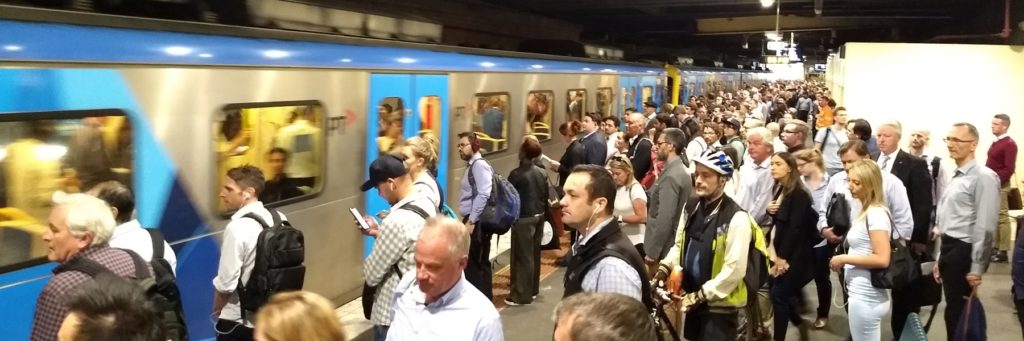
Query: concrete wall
827 43 1024 169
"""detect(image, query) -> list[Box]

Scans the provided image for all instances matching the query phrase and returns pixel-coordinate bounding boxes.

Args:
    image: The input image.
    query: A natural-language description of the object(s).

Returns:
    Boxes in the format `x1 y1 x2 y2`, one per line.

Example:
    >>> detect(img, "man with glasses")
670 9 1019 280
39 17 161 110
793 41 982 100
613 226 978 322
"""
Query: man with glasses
781 119 810 153
456 132 496 299
934 123 999 341
986 114 1016 263
644 128 692 273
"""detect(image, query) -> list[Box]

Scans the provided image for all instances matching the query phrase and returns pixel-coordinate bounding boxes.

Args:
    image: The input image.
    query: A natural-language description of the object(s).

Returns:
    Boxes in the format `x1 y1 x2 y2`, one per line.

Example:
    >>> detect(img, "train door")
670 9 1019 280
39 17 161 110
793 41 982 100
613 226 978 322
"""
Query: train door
364 73 449 255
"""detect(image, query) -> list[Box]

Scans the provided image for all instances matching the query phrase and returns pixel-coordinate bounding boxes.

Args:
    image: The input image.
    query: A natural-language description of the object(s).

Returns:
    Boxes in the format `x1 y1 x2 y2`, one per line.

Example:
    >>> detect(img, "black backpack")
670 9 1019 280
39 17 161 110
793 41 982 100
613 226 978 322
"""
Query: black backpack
56 247 188 341
237 211 306 319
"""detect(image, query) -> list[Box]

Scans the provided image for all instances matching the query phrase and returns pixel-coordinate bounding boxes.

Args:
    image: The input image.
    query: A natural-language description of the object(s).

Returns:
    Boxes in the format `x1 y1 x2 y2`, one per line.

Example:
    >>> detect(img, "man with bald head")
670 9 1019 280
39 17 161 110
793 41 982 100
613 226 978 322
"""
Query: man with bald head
873 120 932 339
625 113 653 182
907 129 950 226
387 217 504 340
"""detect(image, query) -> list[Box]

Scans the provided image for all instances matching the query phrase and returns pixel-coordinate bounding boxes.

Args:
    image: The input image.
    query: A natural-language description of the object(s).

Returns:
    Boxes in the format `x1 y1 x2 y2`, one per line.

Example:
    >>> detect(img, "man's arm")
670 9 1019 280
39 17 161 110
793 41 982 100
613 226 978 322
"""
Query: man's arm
971 170 1001 275
363 221 406 286
647 177 682 259
885 175 915 240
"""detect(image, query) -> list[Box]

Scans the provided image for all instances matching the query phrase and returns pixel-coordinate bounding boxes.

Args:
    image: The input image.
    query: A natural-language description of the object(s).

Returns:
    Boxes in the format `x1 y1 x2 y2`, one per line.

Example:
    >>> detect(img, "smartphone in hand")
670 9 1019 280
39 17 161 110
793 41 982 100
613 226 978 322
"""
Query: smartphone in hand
350 208 370 230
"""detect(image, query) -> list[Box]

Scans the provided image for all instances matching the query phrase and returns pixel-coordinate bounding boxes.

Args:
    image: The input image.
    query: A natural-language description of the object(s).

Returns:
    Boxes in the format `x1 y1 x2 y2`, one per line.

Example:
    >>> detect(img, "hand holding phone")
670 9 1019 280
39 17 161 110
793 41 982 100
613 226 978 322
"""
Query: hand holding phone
350 208 370 230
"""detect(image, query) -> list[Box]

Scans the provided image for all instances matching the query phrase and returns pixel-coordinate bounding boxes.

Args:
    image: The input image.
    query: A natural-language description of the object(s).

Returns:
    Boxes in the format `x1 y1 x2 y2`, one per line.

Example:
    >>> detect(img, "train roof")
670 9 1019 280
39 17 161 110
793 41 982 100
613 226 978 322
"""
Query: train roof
0 5 666 75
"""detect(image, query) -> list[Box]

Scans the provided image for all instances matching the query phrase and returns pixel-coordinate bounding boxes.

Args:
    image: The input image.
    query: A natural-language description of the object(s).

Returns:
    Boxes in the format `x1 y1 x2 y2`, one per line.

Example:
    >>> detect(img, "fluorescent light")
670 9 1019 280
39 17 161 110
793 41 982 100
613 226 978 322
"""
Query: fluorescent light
600 69 616 73
530 64 544 69
480 62 496 67
3 45 23 51
263 50 290 59
163 46 193 56
761 0 775 7
340 58 352 63
396 57 416 64
646 70 656 73
198 53 213 58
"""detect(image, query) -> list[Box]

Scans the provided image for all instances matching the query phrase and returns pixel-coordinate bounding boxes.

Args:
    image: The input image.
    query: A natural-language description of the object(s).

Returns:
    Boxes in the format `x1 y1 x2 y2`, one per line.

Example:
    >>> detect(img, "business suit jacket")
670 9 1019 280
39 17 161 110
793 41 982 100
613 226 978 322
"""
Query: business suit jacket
644 156 692 260
580 131 608 166
876 150 932 244
628 135 653 182
770 186 817 285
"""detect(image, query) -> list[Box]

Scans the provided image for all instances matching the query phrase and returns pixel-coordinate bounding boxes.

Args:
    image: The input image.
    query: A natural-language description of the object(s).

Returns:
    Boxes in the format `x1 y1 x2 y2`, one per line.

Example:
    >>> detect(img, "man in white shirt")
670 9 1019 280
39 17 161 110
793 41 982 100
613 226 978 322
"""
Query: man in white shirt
736 127 775 226
212 165 285 340
87 181 176 274
387 217 503 341
272 106 322 189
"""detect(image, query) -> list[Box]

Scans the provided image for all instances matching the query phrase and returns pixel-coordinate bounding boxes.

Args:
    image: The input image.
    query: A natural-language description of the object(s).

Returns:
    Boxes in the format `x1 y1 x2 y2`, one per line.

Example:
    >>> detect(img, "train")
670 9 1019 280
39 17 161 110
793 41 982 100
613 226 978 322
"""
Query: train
0 6 770 340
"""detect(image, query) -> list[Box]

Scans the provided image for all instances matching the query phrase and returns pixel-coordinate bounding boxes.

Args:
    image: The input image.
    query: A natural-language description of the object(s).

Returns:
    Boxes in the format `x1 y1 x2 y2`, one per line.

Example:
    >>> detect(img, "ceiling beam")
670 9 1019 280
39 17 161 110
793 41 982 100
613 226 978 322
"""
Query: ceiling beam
694 14 946 34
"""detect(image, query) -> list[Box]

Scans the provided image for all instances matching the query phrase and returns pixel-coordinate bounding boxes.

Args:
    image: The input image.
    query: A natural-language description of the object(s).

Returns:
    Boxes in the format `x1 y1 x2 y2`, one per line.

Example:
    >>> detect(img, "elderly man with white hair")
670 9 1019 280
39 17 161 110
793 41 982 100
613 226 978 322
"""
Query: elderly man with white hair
625 112 654 182
30 193 152 341
736 127 776 226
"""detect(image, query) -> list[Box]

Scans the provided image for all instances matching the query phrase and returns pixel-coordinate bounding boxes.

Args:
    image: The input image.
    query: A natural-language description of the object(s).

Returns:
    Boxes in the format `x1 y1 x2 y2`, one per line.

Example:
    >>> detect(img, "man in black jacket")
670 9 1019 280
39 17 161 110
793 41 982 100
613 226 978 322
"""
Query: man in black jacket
625 113 653 182
873 120 932 339
580 112 609 166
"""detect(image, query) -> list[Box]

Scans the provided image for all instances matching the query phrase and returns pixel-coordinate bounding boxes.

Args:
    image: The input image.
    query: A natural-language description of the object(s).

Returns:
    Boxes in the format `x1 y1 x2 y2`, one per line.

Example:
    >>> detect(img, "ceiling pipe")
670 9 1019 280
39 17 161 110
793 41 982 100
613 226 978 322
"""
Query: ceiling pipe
927 0 1011 42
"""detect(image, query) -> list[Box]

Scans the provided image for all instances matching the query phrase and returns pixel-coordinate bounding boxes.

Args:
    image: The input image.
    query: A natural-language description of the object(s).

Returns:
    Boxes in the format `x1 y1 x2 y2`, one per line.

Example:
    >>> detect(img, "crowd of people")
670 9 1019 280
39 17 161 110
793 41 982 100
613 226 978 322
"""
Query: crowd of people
24 79 1019 341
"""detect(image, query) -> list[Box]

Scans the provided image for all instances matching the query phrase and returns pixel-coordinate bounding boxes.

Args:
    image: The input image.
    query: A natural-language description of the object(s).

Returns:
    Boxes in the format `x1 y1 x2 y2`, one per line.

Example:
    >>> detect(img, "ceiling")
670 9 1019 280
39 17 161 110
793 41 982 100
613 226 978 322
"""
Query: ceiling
480 0 1018 63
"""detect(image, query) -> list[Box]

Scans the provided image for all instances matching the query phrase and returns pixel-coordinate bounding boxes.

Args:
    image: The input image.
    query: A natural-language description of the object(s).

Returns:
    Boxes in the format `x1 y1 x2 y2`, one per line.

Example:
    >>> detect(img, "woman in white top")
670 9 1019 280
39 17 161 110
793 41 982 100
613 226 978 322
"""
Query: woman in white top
814 107 849 177
606 154 647 246
794 149 833 329
400 136 441 208
828 159 892 341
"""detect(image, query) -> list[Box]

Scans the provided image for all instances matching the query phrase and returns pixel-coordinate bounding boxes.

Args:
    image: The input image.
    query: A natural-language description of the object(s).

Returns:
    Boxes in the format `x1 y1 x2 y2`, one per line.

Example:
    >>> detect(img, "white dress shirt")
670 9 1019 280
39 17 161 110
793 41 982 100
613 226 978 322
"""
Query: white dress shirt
108 219 177 275
817 171 914 240
387 273 504 341
212 201 286 326
876 150 898 174
736 158 774 226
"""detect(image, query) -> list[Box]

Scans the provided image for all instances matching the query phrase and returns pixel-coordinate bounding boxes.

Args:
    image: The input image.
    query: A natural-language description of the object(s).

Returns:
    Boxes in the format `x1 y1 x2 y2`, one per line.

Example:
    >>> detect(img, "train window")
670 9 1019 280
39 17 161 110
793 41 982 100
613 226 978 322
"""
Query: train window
417 96 442 140
526 91 554 141
377 97 406 156
627 88 636 110
566 89 586 122
642 86 653 104
0 109 132 272
471 93 510 154
596 88 613 117
215 101 324 214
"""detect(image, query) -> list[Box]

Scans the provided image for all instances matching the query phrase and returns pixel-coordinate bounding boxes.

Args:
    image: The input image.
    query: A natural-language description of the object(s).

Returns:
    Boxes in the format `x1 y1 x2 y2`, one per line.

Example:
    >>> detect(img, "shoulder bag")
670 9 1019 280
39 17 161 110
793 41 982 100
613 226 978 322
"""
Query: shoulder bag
826 192 851 236
865 209 920 289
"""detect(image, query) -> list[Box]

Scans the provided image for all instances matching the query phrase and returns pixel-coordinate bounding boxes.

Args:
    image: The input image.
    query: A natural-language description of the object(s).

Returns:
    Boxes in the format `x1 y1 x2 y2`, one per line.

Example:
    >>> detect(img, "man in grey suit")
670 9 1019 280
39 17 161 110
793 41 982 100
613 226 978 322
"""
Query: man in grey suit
644 128 693 271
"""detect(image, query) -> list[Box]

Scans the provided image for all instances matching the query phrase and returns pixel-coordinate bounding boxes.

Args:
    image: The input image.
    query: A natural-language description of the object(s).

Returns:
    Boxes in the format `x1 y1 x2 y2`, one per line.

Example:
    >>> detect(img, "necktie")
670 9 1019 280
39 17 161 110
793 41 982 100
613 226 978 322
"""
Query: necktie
879 155 890 172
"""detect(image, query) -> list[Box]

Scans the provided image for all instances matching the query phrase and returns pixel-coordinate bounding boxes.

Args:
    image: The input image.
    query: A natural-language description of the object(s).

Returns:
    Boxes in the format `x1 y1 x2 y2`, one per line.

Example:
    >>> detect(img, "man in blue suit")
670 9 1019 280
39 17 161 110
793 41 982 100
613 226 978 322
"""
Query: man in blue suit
579 112 608 166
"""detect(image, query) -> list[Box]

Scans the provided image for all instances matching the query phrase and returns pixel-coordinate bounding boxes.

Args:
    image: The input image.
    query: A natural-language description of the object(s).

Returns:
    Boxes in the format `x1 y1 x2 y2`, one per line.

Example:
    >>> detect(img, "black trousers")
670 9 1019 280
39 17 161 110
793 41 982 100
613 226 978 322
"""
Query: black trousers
770 272 808 341
891 281 921 339
509 214 543 303
683 307 738 341
939 236 972 341
465 219 494 299
216 319 253 341
813 243 837 318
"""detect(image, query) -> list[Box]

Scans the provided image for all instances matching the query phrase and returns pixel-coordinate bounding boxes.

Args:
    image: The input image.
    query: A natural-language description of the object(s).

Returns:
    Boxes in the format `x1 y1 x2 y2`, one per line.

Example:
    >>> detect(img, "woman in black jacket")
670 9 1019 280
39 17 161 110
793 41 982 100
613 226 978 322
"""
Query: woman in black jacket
766 151 815 341
506 138 549 305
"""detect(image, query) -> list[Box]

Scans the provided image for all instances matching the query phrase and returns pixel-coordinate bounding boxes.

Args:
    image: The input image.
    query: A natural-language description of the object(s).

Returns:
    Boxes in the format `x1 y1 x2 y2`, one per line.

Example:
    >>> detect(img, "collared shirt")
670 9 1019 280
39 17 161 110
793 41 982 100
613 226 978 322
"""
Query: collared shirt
387 273 504 341
576 217 644 301
802 174 830 248
816 171 914 240
365 194 437 326
736 158 774 226
458 153 492 223
108 219 177 275
213 201 286 326
31 246 143 341
876 149 898 174
937 160 1000 274
919 153 950 207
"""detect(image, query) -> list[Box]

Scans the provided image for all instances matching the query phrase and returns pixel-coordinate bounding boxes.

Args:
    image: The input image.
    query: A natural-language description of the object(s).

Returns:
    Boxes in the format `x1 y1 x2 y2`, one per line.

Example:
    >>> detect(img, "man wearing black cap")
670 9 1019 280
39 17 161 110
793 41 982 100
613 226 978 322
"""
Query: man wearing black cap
643 101 659 132
723 118 746 167
357 154 437 341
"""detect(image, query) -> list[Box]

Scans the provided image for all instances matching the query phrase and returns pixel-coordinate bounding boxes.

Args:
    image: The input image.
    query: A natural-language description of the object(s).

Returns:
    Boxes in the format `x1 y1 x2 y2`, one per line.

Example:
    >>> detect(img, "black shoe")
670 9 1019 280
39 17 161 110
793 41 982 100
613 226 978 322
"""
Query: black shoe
555 256 569 267
992 251 1009 263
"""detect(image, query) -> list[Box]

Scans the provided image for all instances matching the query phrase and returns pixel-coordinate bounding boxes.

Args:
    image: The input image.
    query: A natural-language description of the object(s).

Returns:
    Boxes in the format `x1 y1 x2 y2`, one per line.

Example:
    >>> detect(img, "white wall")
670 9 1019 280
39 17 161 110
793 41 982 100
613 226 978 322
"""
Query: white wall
827 42 1024 169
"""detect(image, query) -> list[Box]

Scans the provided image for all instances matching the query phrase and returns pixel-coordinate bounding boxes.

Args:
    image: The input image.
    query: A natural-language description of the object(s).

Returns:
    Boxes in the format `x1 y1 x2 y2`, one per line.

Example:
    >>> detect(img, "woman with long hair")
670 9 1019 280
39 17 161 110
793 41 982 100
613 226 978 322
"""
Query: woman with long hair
766 151 815 341
813 107 849 177
829 160 892 341
255 291 347 341
606 155 647 246
794 148 834 329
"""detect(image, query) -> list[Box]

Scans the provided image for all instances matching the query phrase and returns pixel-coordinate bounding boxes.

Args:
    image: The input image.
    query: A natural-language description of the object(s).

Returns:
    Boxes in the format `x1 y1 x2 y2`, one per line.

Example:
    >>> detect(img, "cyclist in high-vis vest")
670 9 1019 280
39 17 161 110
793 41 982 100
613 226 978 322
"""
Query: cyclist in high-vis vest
654 150 754 340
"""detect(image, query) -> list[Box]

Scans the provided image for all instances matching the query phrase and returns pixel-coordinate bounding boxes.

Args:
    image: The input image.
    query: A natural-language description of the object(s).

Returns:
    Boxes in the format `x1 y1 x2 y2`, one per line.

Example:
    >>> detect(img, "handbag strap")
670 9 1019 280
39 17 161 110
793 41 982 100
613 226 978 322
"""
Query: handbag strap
864 207 903 241
960 288 978 339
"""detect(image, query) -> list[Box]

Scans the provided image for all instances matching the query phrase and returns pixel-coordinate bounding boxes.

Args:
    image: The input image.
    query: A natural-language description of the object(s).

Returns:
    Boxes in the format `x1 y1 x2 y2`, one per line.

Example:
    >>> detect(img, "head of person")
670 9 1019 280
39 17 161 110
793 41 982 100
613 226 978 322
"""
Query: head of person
793 148 824 178
657 128 686 162
379 108 403 138
625 113 646 138
611 132 628 152
58 273 165 341
559 121 583 143
838 139 871 172
44 193 116 263
659 103 674 115
909 129 930 150
265 147 289 179
643 102 657 114
818 96 829 107
254 291 347 341
723 118 742 138
402 136 439 175
847 119 872 142
360 154 411 205
701 123 722 145
221 165 265 211
520 137 542 163
770 152 804 195
624 107 636 116
602 116 620 135
833 107 848 126
846 159 884 209
414 217 471 303
552 293 656 341
693 150 734 200
946 122 980 163
606 154 635 188
582 112 602 134
875 121 902 155
992 113 1011 136
782 119 809 148
559 165 616 229
457 132 481 161
766 122 781 138
746 127 775 164
86 181 134 225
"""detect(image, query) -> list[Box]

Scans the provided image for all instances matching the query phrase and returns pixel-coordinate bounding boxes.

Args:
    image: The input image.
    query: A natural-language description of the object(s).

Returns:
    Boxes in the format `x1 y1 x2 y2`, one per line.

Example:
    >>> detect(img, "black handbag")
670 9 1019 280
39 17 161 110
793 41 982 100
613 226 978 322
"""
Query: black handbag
826 192 851 235
361 264 402 320
866 211 920 289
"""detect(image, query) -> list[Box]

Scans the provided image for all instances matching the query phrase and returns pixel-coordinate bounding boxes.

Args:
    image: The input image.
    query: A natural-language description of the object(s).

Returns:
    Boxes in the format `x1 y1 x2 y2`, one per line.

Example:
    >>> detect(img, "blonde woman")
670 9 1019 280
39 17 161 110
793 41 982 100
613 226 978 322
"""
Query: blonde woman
829 160 892 341
607 154 647 246
401 136 441 209
255 291 347 341
794 148 833 329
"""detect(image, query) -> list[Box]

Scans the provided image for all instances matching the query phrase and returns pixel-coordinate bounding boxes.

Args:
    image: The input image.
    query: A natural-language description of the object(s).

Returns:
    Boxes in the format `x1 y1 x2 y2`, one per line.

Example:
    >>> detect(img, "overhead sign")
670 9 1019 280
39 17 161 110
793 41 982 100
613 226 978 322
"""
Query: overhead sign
765 55 789 64
766 41 788 51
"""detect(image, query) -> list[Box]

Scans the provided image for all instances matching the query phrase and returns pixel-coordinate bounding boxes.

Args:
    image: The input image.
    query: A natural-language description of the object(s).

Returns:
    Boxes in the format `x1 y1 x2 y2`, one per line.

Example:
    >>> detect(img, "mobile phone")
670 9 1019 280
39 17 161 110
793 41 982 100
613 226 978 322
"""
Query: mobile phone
350 208 370 230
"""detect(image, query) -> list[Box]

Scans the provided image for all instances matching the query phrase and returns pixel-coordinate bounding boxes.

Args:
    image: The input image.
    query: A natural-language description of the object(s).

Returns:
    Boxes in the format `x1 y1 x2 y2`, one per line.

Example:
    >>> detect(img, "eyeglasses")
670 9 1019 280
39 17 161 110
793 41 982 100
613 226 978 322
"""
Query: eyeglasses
458 142 472 147
656 141 669 146
943 137 975 144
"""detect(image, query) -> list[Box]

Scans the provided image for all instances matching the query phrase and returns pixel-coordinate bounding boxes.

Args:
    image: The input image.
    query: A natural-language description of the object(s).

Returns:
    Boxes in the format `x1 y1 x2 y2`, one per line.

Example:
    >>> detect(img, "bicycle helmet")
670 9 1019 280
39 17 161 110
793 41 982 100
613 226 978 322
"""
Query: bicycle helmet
693 149 734 178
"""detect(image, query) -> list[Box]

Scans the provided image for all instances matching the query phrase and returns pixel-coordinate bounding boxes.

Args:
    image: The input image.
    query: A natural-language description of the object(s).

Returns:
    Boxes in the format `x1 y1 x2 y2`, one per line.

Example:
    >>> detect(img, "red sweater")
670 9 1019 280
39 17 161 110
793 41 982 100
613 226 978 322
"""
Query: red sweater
987 136 1017 183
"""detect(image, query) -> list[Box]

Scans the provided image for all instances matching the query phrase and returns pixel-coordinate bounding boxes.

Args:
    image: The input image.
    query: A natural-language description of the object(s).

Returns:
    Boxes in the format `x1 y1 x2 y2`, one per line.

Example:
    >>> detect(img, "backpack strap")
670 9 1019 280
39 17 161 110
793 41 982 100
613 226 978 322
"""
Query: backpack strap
146 228 165 260
243 210 283 230
398 202 430 220
468 159 481 198
56 249 152 280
